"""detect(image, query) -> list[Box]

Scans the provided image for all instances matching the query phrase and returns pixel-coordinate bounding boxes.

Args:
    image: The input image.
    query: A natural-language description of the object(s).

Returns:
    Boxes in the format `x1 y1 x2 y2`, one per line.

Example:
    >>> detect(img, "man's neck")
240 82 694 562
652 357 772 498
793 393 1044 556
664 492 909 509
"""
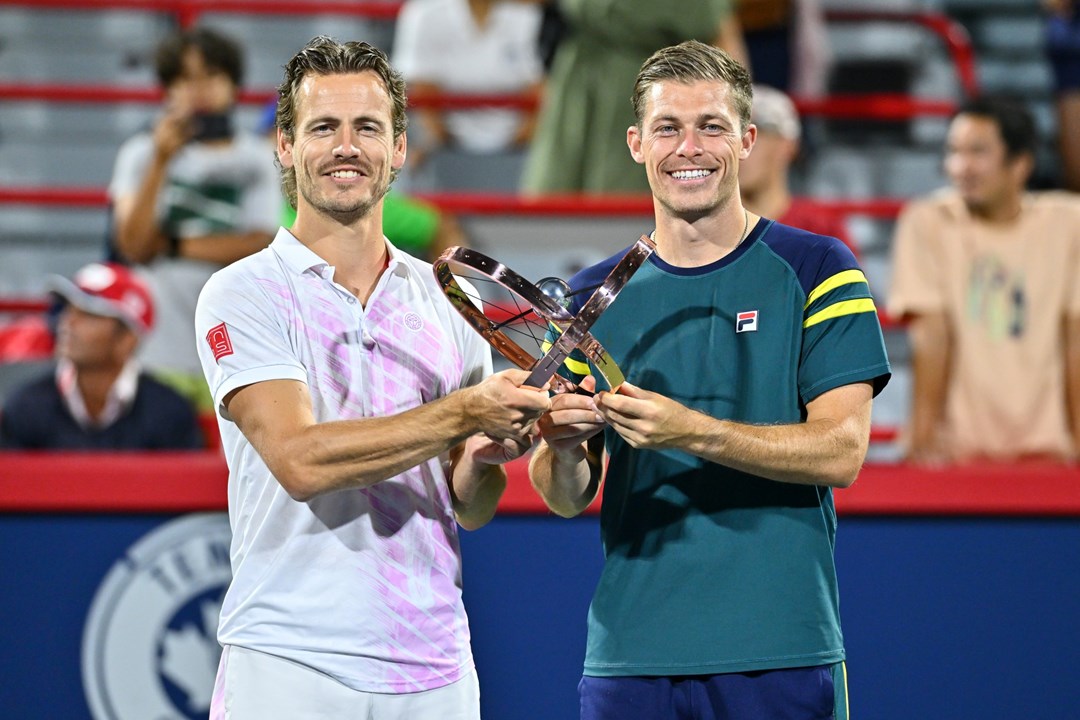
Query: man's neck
966 192 1024 225
654 199 754 267
292 206 389 305
76 366 123 421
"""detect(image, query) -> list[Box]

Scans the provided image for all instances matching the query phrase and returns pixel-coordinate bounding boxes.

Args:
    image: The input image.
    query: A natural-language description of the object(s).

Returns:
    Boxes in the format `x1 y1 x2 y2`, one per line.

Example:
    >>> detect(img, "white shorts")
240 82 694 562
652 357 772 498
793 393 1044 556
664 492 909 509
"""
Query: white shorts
209 645 481 720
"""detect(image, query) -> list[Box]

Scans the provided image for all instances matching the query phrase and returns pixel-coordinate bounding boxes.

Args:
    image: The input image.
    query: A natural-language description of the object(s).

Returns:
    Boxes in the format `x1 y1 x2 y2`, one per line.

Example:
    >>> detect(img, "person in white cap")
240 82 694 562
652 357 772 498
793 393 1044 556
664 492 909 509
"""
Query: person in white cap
0 262 204 450
739 84 852 249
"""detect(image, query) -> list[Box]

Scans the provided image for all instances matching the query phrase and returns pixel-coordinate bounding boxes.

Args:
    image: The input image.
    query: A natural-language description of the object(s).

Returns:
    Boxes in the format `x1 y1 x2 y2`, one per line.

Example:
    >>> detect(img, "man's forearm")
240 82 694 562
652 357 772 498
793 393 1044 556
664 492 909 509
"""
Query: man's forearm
1065 316 1080 454
682 409 871 488
449 439 508 531
179 231 275 265
529 436 603 517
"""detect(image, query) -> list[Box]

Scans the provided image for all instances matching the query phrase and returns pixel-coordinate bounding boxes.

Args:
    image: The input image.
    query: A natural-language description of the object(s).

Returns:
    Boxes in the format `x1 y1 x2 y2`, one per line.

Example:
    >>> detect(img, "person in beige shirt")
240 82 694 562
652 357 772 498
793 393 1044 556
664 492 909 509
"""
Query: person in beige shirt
890 95 1080 464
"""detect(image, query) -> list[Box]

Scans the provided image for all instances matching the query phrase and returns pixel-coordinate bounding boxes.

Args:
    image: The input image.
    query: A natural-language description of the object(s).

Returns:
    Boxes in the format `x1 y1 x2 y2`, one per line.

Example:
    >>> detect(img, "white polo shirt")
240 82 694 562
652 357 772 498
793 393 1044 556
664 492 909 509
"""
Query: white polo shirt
194 229 492 693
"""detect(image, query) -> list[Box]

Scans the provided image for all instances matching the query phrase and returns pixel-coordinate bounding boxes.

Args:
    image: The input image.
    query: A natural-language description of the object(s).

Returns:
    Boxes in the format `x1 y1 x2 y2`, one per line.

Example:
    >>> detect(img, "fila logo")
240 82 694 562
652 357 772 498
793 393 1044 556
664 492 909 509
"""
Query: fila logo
206 322 234 362
736 310 759 333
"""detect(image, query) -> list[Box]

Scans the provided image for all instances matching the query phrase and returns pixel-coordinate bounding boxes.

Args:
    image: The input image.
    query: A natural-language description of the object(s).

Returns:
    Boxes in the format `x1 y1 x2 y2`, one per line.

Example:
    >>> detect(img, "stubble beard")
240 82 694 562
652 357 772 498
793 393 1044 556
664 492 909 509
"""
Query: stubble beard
298 171 391 225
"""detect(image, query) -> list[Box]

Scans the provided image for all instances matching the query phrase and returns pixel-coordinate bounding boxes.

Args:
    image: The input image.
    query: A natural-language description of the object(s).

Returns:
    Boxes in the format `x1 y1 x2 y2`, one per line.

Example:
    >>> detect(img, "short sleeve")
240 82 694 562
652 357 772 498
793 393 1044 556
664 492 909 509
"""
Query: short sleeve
107 133 153 201
392 0 439 81
888 200 946 319
799 239 891 402
194 266 307 420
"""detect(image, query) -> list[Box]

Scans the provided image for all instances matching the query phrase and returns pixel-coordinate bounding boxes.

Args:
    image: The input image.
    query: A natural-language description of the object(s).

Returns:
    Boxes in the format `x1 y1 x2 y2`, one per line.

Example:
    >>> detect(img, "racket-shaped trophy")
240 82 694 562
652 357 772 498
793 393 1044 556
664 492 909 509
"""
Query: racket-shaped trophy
433 235 656 394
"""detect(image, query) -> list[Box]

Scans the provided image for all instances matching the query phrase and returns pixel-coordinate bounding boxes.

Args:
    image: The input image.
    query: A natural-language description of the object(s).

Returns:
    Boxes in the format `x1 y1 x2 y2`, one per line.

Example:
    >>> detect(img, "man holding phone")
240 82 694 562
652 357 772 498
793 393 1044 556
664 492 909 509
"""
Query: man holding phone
109 26 279 411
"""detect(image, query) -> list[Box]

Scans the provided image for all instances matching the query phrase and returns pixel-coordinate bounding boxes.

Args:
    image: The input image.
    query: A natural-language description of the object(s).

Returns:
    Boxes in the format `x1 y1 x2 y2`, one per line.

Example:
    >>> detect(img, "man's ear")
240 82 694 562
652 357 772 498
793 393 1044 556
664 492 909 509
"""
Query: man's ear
1009 151 1035 187
627 125 644 164
393 131 408 172
739 124 757 161
277 127 294 169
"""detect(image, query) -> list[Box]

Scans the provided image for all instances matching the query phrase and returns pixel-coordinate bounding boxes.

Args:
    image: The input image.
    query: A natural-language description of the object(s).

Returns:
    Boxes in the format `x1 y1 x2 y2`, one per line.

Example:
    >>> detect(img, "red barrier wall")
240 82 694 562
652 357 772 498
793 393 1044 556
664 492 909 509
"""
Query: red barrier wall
3 452 1078 516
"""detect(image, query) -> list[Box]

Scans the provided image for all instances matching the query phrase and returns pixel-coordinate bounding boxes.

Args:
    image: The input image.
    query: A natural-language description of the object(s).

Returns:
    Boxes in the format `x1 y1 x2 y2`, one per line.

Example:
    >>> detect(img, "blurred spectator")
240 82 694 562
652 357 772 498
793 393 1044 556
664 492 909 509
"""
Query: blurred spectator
738 0 831 98
0 263 203 450
521 0 747 194
739 84 852 250
0 315 54 363
108 27 279 411
889 96 1080 464
1044 0 1080 191
392 0 545 168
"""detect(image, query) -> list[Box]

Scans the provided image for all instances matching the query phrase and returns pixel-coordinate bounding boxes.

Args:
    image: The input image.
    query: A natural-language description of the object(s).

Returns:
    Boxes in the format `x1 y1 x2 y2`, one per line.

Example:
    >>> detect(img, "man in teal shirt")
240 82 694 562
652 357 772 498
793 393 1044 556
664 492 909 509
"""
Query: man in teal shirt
529 41 890 720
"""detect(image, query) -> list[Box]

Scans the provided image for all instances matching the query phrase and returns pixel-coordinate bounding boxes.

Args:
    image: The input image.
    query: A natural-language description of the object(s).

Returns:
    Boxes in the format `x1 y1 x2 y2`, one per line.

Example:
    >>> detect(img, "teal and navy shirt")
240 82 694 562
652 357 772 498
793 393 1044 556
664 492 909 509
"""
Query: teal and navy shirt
560 219 891 677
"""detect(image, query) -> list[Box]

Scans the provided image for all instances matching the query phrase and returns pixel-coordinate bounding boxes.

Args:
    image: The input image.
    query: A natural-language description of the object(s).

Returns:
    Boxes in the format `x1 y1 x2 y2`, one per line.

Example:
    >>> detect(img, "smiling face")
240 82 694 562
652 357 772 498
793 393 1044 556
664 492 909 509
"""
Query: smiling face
277 71 406 226
627 79 755 220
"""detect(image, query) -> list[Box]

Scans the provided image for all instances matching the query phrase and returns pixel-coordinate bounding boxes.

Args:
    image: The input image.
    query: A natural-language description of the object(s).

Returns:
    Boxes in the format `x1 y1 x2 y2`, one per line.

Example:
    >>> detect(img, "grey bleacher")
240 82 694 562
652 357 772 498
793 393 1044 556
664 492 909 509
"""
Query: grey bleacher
197 13 397 88
0 8 168 85
0 0 1064 448
398 149 530 194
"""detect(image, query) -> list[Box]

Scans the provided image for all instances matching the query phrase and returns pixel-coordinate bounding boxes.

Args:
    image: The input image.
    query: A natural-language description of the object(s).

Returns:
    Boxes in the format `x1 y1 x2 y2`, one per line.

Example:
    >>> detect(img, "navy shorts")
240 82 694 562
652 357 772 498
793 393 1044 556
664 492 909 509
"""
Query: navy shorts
579 663 848 720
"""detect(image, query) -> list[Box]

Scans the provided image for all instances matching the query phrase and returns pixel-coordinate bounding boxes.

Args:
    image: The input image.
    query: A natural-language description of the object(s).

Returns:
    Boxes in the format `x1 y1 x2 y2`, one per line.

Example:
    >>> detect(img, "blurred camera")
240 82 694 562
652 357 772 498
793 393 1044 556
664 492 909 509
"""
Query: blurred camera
191 112 233 142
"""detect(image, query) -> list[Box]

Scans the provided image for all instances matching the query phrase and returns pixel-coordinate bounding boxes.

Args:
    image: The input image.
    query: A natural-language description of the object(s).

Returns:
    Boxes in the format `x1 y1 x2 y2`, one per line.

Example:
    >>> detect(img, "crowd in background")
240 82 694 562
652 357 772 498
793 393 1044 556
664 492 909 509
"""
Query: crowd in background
0 0 1078 465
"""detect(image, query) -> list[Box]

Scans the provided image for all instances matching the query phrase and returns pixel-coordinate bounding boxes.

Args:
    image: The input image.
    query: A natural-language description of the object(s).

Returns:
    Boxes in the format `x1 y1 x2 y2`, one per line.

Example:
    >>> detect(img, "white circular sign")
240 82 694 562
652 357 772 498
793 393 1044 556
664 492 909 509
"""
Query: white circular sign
82 513 232 720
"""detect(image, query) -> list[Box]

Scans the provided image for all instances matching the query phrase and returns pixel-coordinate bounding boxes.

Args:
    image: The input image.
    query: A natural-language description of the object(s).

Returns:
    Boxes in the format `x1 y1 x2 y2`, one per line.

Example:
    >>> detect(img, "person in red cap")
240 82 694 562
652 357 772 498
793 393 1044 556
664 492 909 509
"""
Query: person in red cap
0 262 204 450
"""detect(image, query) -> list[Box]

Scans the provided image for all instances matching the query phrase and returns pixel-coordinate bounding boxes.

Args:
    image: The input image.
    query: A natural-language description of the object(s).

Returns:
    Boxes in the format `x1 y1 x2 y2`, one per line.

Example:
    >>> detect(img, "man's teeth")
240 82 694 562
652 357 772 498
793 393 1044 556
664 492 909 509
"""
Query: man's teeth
671 169 711 180
331 170 359 179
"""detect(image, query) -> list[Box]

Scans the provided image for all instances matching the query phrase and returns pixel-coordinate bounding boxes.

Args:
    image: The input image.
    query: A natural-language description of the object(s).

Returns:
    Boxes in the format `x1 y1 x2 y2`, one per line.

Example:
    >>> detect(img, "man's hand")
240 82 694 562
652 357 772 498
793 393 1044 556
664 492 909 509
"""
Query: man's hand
467 431 538 466
465 369 551 442
537 375 606 459
152 96 195 161
594 381 691 450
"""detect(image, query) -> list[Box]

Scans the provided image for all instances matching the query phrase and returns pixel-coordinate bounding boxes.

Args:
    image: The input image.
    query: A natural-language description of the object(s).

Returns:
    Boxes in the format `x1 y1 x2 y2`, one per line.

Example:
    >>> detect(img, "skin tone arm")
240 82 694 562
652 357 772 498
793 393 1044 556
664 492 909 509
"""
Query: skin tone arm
224 368 550 521
1065 315 1080 459
403 80 451 168
529 376 607 517
714 13 750 70
906 311 952 465
511 81 544 148
531 377 874 518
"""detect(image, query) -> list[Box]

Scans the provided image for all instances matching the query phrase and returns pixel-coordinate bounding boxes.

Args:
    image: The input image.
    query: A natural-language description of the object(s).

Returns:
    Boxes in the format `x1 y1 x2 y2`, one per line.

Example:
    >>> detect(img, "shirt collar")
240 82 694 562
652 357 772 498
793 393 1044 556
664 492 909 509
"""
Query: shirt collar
270 227 412 281
55 357 141 430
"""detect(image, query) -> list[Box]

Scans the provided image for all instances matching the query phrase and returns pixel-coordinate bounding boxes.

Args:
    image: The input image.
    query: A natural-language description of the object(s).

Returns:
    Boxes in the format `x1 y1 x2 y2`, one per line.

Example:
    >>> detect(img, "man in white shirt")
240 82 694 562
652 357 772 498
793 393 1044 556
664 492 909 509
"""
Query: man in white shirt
196 36 550 719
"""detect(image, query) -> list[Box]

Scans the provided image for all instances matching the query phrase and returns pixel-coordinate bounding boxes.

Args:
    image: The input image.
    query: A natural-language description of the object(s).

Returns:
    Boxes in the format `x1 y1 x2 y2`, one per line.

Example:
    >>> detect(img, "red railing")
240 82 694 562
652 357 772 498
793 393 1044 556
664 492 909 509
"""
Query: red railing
0 1 978 116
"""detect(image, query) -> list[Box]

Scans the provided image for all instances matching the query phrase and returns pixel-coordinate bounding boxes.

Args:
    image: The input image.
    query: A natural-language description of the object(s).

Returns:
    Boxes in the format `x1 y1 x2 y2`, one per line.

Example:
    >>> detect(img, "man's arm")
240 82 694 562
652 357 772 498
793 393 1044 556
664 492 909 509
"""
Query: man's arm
447 433 535 530
224 369 550 503
594 380 875 488
177 232 275 265
1065 315 1080 458
113 107 190 264
906 311 952 465
528 376 607 517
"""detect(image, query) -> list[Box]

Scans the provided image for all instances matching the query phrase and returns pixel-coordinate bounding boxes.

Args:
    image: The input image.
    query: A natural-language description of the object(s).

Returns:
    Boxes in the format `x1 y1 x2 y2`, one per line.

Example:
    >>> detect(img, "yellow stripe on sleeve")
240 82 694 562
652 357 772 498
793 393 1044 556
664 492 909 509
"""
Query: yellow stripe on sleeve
541 340 592 378
563 357 592 377
803 298 877 328
804 269 868 309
